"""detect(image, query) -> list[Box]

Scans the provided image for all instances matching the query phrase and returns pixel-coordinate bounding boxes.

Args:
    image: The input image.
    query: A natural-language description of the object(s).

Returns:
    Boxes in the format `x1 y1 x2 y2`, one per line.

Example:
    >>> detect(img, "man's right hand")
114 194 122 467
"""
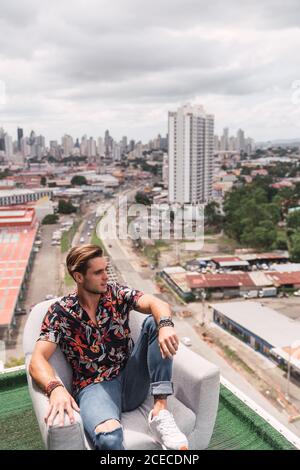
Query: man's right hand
44 386 80 427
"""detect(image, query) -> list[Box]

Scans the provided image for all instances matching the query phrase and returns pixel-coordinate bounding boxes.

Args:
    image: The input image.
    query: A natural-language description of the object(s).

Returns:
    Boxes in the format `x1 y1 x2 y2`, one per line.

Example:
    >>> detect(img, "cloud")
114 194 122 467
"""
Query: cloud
0 0 300 142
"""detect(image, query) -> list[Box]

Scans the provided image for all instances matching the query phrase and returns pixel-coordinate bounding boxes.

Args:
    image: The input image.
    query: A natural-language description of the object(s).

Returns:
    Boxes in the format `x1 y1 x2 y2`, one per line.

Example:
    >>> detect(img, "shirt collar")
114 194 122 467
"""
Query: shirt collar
63 285 112 320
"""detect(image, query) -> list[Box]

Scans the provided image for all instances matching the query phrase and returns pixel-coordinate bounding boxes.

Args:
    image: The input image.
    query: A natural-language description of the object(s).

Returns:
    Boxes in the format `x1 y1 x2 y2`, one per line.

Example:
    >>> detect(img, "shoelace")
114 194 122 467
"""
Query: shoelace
156 412 183 438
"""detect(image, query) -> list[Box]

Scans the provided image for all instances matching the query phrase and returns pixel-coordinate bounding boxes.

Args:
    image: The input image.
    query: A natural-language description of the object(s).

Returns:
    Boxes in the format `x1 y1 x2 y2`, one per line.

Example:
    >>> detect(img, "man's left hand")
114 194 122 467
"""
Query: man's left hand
158 327 179 359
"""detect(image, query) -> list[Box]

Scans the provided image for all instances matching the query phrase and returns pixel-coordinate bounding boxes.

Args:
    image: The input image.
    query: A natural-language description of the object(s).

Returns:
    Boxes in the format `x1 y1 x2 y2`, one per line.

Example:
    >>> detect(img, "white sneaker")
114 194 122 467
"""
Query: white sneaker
148 409 189 450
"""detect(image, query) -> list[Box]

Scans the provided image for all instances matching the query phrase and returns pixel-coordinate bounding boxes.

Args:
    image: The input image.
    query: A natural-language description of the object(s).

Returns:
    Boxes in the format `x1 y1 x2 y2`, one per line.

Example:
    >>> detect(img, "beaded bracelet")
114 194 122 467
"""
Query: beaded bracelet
45 380 64 397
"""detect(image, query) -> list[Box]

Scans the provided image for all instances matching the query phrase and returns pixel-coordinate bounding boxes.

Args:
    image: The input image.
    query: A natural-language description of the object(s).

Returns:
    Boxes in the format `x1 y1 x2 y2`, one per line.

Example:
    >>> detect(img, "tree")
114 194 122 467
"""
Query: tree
241 166 251 175
42 214 59 224
135 191 151 206
58 199 77 214
287 211 300 229
290 233 300 262
0 168 11 179
40 176 47 186
241 221 277 249
204 201 223 228
71 175 87 186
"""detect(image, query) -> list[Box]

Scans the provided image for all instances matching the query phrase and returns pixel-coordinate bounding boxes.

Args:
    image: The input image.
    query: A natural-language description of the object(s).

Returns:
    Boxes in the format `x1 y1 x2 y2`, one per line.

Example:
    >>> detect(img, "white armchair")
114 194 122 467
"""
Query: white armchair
23 299 220 450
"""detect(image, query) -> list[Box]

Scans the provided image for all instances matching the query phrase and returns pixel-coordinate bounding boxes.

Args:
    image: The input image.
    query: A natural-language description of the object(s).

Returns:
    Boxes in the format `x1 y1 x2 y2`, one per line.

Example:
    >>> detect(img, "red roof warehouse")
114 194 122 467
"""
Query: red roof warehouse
0 207 38 335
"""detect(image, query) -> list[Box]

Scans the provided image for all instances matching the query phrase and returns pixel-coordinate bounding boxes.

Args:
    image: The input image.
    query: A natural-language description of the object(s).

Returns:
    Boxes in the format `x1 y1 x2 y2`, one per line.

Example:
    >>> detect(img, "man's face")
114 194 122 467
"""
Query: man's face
80 256 109 295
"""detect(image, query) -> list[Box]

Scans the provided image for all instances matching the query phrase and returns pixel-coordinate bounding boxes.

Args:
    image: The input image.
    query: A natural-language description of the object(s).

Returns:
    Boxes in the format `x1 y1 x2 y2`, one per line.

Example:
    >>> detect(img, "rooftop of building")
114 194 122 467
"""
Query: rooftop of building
0 207 36 228
270 263 300 273
0 368 297 450
0 188 52 198
0 226 37 327
210 301 300 349
187 272 255 289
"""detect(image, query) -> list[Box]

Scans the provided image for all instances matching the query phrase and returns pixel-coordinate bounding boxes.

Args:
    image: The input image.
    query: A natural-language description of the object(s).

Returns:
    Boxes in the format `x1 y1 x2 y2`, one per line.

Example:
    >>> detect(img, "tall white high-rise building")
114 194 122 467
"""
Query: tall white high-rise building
236 128 245 152
87 137 97 158
220 127 229 151
21 137 31 159
36 135 45 159
168 103 214 204
97 137 105 156
62 134 74 157
112 142 121 161
228 136 236 151
121 136 127 154
4 133 13 159
162 153 169 188
214 135 220 152
80 135 88 156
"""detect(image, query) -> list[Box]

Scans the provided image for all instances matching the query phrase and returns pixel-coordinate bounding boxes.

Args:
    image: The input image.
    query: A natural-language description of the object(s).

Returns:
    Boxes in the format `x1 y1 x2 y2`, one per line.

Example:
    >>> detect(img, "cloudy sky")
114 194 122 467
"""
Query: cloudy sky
0 0 300 144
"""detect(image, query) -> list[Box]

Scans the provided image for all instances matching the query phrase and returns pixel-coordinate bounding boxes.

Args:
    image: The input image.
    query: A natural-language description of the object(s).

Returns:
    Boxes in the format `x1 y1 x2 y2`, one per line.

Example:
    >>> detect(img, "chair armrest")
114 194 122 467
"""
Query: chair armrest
172 345 220 450
25 356 87 450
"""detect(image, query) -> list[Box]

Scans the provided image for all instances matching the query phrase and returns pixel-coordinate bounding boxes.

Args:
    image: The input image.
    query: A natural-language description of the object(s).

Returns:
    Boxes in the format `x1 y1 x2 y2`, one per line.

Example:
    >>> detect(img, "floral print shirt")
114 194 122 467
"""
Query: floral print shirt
38 282 144 397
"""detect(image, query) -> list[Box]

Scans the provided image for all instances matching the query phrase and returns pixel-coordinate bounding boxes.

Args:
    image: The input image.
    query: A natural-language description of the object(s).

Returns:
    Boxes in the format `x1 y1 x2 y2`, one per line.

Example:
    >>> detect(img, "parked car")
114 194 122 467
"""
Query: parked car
294 290 300 297
258 287 277 298
15 307 27 316
181 337 192 347
80 237 85 243
243 290 258 299
45 294 55 301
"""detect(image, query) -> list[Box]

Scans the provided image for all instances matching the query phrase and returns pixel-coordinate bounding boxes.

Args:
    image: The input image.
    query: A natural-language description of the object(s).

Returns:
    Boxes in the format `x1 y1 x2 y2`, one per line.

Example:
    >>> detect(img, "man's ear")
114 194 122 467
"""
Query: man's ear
73 271 82 284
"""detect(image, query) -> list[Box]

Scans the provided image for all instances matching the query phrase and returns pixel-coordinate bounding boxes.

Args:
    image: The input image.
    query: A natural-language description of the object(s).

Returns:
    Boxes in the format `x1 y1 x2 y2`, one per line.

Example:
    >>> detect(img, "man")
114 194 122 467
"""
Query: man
29 244 188 450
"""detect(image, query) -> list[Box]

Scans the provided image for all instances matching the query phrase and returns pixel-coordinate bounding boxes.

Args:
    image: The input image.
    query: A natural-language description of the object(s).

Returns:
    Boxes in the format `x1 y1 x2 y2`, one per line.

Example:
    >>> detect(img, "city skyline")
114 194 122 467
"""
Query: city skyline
0 0 300 142
0 122 255 157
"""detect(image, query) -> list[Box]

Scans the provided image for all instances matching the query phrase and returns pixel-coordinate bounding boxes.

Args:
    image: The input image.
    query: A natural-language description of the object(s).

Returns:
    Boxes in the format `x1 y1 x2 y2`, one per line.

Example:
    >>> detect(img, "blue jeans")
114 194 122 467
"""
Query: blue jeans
77 315 173 450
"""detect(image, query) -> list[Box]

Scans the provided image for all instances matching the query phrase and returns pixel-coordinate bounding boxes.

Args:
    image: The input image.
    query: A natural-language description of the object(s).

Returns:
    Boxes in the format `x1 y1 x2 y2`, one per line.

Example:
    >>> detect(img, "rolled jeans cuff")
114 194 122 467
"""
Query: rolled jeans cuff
150 381 174 396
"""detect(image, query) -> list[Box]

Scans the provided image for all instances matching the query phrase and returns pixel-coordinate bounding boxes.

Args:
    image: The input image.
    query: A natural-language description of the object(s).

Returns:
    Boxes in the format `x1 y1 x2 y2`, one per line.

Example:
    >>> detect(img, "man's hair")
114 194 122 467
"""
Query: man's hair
66 244 103 279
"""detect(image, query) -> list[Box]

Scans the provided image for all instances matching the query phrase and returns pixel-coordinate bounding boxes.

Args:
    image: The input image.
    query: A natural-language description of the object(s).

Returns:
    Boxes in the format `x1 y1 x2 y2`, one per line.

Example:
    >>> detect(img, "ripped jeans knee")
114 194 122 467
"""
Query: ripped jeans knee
94 426 125 450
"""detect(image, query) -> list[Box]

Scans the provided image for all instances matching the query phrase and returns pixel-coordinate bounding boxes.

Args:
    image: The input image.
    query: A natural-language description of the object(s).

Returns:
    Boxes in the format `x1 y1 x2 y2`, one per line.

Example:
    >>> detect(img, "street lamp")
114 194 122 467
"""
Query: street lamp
285 339 300 401
201 290 207 326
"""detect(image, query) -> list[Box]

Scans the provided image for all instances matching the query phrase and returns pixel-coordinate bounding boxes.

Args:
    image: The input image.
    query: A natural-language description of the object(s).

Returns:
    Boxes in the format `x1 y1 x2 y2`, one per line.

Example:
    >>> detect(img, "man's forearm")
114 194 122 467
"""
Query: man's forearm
149 298 172 325
29 355 58 393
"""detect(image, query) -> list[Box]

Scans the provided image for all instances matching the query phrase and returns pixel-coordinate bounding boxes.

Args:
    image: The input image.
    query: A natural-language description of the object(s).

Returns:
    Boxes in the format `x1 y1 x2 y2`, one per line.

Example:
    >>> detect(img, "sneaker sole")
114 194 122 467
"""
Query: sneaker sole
156 441 189 451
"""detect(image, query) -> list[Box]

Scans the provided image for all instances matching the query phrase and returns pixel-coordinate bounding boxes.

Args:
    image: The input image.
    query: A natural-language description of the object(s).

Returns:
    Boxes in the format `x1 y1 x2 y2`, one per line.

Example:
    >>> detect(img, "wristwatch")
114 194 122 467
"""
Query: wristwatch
159 316 172 322
157 316 174 330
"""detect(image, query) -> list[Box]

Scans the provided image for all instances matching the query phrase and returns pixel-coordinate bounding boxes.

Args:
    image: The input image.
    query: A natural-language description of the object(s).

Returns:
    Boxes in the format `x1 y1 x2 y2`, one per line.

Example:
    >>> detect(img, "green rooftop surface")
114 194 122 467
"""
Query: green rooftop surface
0 369 296 450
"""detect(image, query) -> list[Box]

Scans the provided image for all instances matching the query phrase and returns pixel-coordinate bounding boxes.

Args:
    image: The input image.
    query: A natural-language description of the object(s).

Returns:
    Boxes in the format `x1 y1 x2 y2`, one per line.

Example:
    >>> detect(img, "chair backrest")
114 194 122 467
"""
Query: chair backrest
23 298 147 392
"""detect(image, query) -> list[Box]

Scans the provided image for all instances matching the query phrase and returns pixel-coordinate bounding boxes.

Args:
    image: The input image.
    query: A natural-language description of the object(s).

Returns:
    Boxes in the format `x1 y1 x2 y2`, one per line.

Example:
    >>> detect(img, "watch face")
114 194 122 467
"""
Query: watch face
160 316 172 322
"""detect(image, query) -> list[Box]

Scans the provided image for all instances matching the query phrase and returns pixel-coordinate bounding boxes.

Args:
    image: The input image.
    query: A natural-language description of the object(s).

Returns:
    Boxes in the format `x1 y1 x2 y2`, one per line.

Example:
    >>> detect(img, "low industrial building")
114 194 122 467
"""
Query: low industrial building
160 267 193 301
0 188 53 206
211 301 300 374
211 257 250 271
161 251 300 301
